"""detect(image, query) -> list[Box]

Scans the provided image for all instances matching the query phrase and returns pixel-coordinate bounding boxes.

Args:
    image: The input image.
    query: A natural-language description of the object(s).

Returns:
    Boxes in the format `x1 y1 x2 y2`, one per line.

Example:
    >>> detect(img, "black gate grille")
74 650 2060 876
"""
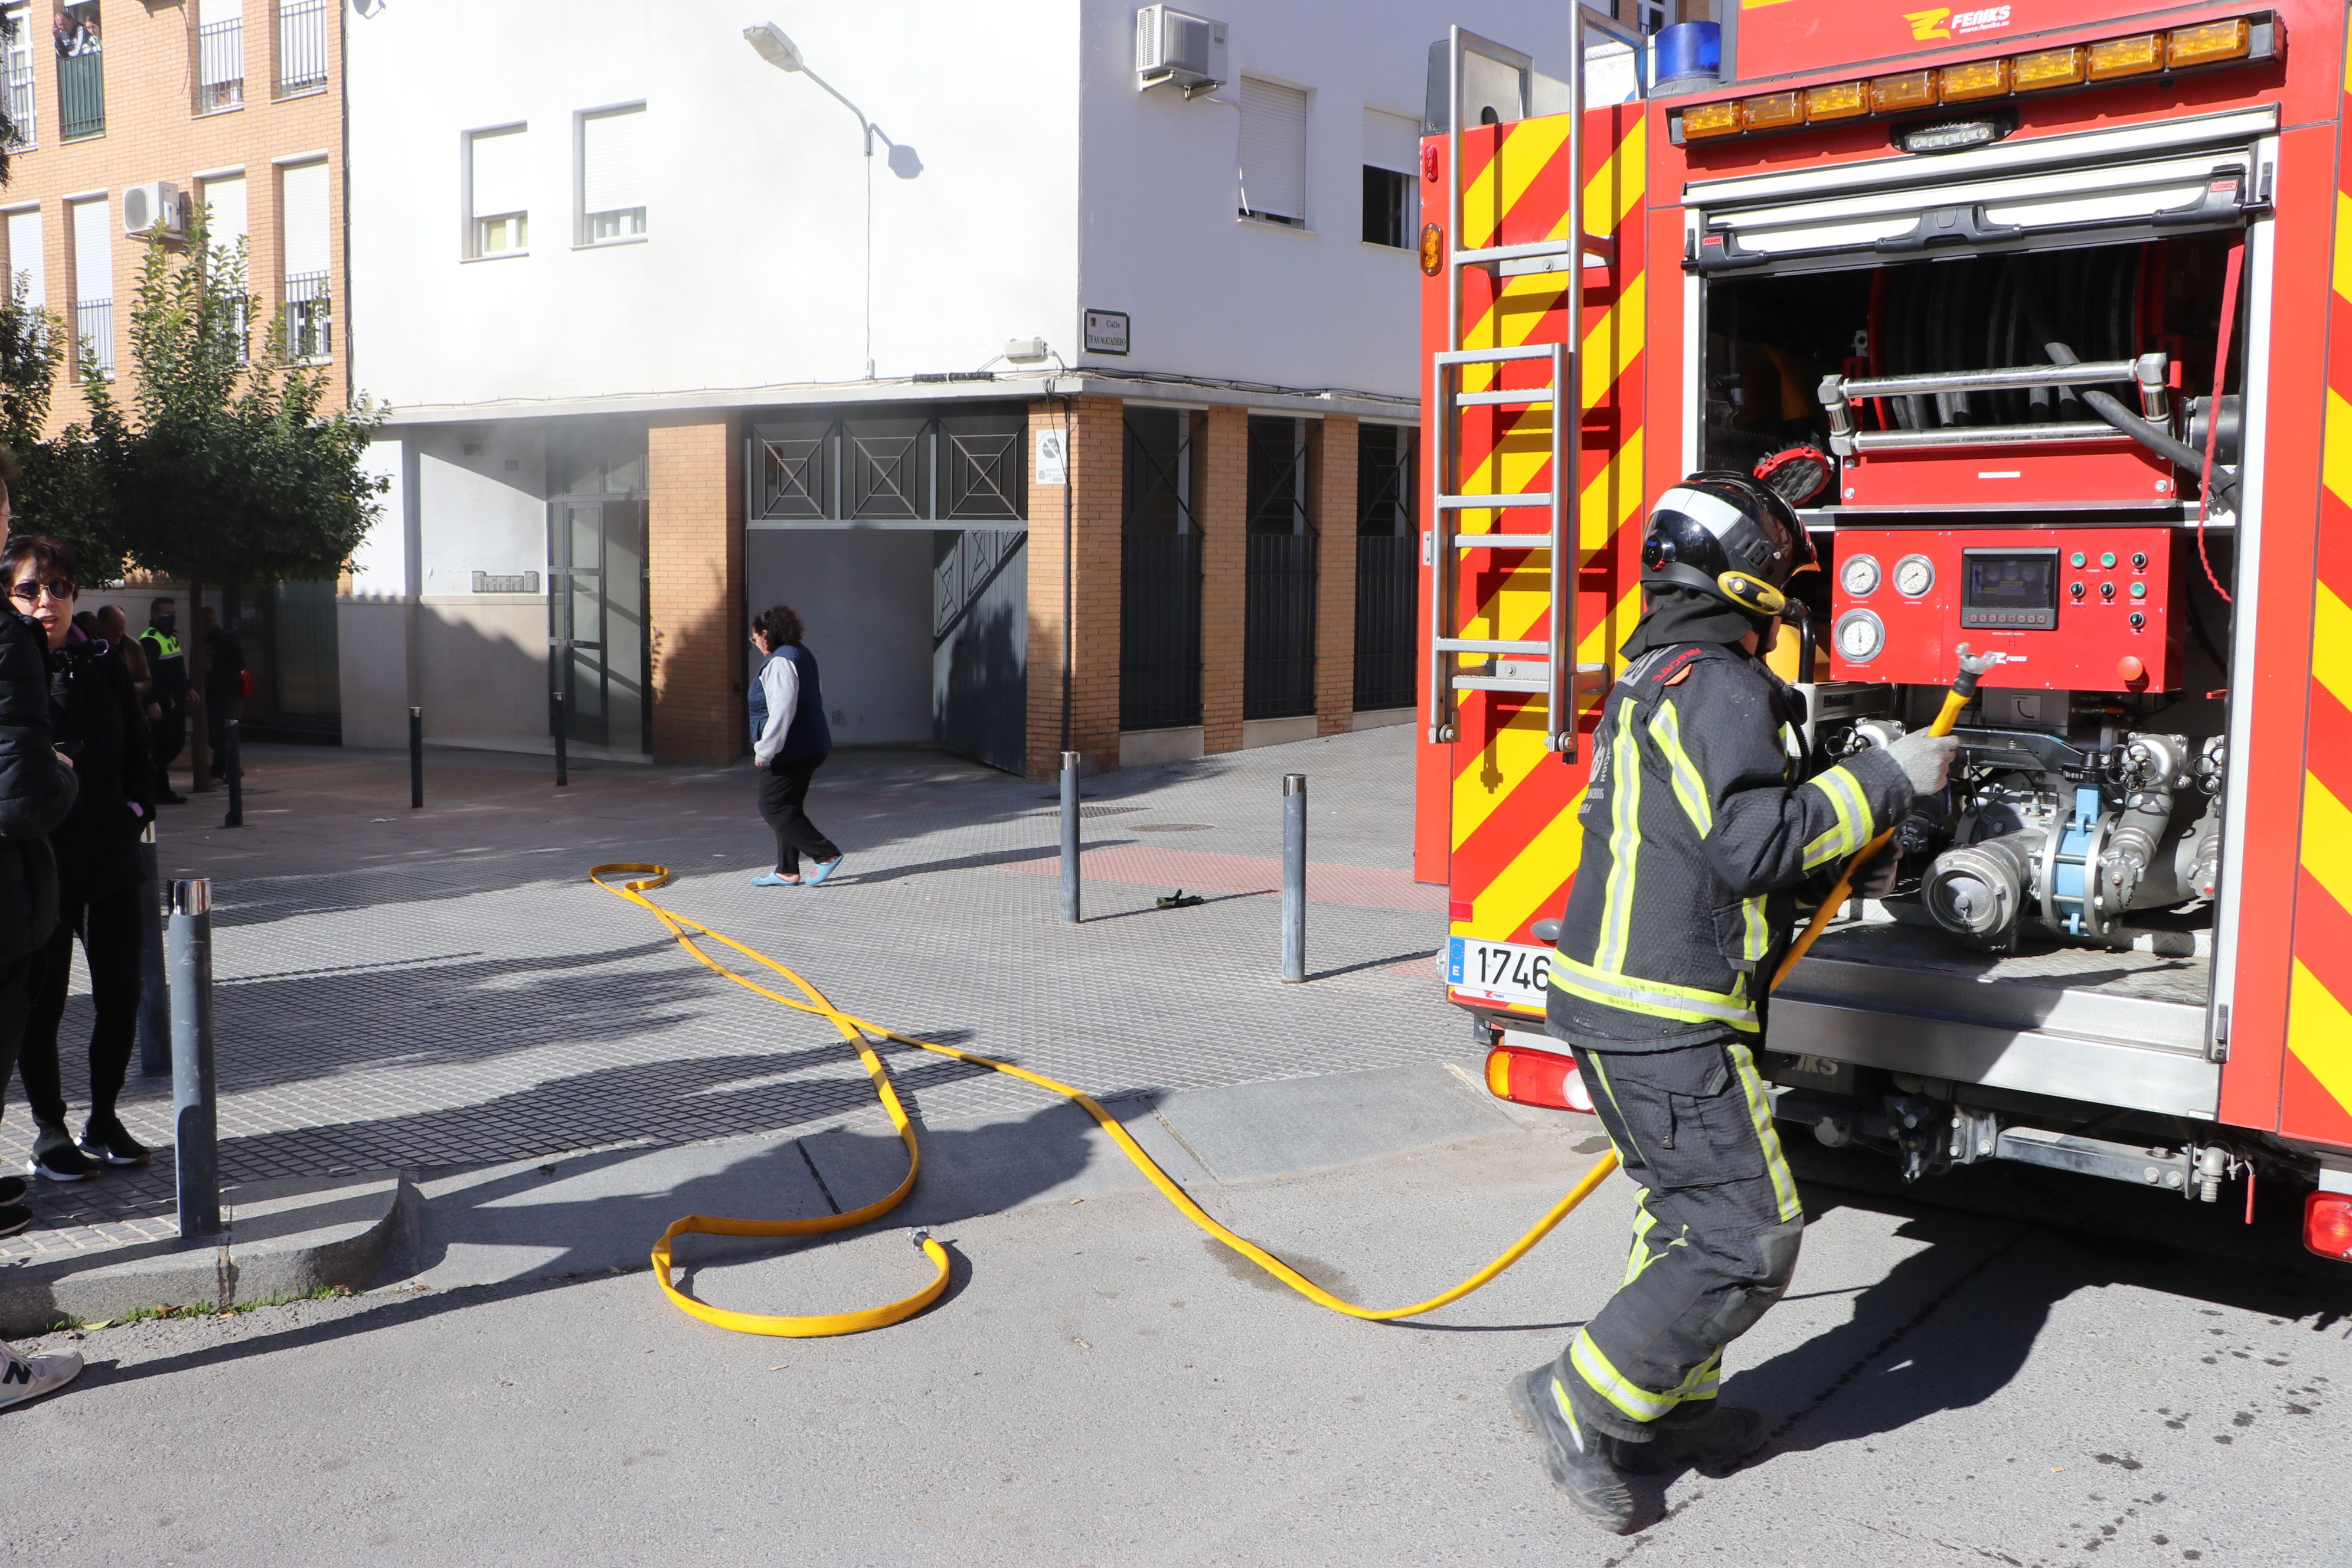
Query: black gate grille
1354 533 1416 711
1245 533 1317 720
1121 533 1201 730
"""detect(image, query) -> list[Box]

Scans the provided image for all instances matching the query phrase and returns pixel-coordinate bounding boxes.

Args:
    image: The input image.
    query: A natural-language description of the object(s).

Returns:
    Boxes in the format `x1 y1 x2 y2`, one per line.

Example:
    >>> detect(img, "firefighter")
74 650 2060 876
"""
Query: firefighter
1507 472 1956 1532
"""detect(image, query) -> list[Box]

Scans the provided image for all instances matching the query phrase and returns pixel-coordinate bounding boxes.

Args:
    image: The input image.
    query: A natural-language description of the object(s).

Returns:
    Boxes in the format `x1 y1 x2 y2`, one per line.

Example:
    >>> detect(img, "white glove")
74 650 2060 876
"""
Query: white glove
1885 730 1958 795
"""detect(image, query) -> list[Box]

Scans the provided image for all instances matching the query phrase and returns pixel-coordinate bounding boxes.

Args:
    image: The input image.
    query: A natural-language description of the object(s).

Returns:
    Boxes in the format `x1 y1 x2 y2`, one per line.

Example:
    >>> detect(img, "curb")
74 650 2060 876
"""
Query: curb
0 1171 415 1337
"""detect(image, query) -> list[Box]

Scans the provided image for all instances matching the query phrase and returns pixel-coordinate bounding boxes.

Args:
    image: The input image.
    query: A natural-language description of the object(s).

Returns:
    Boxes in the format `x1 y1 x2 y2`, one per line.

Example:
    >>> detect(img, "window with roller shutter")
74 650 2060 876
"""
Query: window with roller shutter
1237 77 1308 229
1361 106 1420 248
579 104 647 244
466 124 529 257
279 161 329 361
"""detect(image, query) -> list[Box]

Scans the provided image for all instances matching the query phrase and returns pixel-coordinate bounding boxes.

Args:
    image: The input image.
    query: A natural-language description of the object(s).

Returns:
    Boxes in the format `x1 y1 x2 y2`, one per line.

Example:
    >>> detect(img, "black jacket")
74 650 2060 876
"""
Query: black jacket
1547 640 1912 1050
0 610 77 960
47 630 152 902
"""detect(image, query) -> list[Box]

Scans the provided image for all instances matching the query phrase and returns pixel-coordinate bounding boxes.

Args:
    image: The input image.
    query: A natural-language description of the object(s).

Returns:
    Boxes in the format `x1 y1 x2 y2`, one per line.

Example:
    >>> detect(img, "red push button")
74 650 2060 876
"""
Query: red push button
2118 655 2148 689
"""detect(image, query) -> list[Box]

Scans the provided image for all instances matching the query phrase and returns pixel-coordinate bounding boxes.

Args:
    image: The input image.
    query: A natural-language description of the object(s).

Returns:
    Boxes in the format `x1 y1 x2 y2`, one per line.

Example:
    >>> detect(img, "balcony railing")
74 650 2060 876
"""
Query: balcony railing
73 299 112 378
57 47 100 141
195 18 242 112
3 63 32 150
274 0 326 97
282 270 329 362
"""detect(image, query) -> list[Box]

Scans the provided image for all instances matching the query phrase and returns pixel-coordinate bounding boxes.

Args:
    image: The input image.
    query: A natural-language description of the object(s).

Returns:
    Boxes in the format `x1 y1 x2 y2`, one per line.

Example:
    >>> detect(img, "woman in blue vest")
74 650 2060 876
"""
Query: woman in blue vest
747 604 842 888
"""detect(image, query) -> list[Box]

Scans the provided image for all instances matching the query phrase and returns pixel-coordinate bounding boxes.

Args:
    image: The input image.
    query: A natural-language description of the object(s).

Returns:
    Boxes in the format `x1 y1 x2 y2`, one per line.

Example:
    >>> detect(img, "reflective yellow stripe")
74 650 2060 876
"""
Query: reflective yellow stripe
1740 895 1770 963
1675 1351 1723 1404
1570 1328 1679 1422
1801 763 1871 870
1550 952 1760 1030
1726 1038 1803 1223
1595 700 1644 972
1648 700 1713 837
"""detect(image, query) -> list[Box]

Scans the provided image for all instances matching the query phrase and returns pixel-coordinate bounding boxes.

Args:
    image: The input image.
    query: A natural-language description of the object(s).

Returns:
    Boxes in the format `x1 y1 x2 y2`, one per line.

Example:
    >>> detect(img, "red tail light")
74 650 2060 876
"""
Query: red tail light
2305 1193 2352 1262
1484 1043 1594 1114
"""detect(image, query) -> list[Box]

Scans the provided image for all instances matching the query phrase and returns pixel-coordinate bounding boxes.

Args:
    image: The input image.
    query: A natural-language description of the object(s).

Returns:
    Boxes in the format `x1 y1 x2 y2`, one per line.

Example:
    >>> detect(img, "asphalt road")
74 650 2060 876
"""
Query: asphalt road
4 1129 2341 1567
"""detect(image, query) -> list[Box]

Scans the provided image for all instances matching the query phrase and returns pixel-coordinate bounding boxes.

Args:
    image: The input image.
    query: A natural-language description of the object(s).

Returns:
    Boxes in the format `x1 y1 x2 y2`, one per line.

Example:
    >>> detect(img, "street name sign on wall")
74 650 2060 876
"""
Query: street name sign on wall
1084 309 1130 355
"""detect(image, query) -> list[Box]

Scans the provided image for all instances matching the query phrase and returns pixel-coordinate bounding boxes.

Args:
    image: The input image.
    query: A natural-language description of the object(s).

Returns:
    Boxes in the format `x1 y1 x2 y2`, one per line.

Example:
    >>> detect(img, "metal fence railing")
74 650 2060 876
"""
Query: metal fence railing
1121 533 1202 731
5 63 35 150
275 0 326 97
74 299 112 378
57 48 101 142
1244 533 1317 721
1354 533 1417 712
195 18 241 112
282 270 329 361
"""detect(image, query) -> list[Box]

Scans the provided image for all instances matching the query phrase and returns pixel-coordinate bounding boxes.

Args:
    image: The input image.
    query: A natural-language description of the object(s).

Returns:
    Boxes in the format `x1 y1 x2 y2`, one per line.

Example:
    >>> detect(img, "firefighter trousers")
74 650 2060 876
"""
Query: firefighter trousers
1554 1034 1805 1445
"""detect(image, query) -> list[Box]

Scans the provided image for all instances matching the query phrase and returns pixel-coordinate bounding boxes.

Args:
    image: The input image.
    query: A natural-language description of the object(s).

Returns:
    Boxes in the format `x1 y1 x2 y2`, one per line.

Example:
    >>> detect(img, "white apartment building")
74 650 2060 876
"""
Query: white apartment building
339 0 1590 774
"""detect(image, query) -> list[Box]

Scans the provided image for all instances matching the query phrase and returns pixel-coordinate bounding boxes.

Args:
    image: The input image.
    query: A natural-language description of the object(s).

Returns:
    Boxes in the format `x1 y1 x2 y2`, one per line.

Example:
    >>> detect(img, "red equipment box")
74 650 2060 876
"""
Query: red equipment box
1834 436 2178 510
1826 525 2187 693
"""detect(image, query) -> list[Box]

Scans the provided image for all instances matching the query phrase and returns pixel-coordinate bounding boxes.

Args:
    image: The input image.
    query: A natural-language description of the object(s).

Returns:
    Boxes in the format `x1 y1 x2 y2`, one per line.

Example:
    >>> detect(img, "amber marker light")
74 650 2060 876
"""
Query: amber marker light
2168 18 2252 68
2010 44 2086 92
1741 90 1804 130
1869 70 1938 113
1680 99 1743 140
1938 57 2010 103
1804 80 1868 122
2086 33 2165 80
1419 222 1444 276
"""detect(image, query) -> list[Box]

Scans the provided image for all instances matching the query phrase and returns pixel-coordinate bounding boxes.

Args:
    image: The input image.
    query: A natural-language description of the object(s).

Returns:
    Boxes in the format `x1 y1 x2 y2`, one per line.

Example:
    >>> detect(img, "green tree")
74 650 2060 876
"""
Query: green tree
81 207 387 783
0 279 112 564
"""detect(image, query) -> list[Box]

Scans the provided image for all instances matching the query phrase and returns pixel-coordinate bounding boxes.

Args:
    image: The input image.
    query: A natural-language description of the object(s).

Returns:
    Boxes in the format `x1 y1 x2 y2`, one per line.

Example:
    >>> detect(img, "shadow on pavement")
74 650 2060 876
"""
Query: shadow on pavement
70 1092 1172 1393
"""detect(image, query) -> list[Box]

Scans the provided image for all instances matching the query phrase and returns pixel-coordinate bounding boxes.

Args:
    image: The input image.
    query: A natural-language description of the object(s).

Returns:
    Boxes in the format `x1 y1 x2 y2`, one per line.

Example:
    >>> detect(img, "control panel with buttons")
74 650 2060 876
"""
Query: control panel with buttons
1828 525 2184 692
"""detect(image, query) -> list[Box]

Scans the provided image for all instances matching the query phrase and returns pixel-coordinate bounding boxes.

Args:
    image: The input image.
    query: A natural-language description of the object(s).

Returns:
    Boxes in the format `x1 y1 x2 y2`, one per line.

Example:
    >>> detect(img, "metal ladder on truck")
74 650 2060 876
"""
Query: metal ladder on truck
1426 10 1638 758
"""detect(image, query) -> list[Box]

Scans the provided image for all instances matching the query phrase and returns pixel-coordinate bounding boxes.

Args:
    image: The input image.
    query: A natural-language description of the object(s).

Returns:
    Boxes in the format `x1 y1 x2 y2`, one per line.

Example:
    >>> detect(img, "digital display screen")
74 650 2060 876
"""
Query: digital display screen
1964 553 2056 610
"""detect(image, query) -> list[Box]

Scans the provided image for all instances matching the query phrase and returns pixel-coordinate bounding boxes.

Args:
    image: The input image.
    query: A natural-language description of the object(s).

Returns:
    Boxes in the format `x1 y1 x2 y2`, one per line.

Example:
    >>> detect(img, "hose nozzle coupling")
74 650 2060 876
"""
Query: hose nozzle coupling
1951 643 2013 700
906 1227 934 1251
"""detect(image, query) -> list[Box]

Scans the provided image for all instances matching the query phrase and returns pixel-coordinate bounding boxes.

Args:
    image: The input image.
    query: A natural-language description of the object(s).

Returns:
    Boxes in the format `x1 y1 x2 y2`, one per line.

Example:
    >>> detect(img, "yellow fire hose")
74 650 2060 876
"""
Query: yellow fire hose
594 863 1619 1337
596 651 1992 1339
1770 648 1999 990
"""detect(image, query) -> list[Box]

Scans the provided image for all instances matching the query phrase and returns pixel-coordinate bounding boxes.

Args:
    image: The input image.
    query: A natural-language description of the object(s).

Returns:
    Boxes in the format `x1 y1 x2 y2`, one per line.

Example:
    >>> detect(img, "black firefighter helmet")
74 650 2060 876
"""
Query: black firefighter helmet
1638 470 1819 623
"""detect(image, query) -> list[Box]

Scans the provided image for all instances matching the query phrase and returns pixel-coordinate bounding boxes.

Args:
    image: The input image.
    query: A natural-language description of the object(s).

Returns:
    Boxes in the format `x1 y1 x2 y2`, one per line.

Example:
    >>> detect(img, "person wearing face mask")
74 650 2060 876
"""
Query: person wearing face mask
3 535 153 1183
138 597 189 805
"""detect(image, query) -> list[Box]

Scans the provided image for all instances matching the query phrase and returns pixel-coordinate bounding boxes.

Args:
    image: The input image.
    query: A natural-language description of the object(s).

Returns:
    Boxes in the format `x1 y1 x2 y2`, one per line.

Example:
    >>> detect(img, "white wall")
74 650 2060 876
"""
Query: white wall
1070 0 1576 400
344 0 1084 409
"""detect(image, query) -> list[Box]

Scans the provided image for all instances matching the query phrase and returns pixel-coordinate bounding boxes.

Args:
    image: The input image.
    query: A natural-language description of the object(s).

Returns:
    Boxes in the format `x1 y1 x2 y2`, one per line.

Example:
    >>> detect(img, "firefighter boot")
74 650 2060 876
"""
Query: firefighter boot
1614 1401 1769 1478
1508 1366 1638 1533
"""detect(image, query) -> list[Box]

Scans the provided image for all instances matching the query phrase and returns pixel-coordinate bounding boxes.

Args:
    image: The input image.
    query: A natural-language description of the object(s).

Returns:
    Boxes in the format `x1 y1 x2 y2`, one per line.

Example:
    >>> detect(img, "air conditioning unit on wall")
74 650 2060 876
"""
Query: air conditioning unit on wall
123 181 185 241
1136 5 1227 97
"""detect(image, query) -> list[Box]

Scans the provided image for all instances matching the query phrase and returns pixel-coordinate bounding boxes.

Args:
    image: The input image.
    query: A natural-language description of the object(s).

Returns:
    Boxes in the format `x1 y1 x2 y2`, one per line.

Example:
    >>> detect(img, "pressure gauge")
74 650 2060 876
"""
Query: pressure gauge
1893 554 1936 597
1833 607 1886 665
1840 553 1881 597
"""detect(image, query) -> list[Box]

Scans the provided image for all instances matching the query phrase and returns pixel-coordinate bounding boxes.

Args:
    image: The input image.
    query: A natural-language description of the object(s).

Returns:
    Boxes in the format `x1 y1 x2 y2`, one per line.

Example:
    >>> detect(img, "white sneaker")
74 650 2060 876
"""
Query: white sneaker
0 1340 83 1412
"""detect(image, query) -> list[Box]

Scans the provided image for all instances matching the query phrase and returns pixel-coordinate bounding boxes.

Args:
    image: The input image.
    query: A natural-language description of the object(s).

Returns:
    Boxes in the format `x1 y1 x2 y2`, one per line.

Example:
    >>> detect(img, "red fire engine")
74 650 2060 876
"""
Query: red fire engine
1417 3 2352 1257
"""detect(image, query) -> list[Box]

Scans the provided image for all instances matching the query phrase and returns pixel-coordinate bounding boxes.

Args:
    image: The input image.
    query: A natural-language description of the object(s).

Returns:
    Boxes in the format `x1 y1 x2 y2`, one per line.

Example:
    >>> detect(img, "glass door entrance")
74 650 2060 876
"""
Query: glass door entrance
548 498 648 752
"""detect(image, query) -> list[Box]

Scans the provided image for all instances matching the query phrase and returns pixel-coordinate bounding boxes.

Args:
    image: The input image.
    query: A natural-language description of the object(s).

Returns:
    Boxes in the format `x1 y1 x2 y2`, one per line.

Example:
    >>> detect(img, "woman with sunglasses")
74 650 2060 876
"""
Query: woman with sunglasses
3 535 154 1179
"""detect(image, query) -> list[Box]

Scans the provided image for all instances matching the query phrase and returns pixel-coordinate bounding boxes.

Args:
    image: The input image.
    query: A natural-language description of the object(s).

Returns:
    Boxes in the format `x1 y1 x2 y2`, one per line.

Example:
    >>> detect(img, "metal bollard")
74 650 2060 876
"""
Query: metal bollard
1059 751 1081 924
168 878 220 1241
136 828 168 1076
1282 773 1306 983
409 705 424 808
553 691 569 788
223 720 244 828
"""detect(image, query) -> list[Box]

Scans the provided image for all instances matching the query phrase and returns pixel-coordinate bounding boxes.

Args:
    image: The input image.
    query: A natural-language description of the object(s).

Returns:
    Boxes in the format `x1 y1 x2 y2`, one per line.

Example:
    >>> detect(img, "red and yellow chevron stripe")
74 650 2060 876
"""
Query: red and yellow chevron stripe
2273 16 2352 1150
1421 104 1650 1009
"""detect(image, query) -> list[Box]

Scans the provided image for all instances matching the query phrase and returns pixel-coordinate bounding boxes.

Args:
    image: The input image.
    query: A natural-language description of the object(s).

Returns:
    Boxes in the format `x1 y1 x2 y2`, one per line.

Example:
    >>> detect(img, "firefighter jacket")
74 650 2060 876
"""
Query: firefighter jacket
1546 639 1913 1050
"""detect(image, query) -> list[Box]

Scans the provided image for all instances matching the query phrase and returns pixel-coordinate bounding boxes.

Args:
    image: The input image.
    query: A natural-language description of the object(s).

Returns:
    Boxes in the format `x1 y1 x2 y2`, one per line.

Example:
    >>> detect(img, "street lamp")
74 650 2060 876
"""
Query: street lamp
745 22 877 380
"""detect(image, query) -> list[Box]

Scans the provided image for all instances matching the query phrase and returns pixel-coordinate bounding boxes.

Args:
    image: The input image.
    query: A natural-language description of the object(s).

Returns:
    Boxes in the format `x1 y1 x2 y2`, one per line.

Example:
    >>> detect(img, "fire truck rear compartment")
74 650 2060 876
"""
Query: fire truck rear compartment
1694 234 2249 1121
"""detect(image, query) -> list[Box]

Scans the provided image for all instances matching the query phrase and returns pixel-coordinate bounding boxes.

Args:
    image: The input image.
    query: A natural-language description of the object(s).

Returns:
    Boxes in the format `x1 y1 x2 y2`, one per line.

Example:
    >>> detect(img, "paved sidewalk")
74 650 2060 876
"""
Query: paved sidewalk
3 727 1465 1258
